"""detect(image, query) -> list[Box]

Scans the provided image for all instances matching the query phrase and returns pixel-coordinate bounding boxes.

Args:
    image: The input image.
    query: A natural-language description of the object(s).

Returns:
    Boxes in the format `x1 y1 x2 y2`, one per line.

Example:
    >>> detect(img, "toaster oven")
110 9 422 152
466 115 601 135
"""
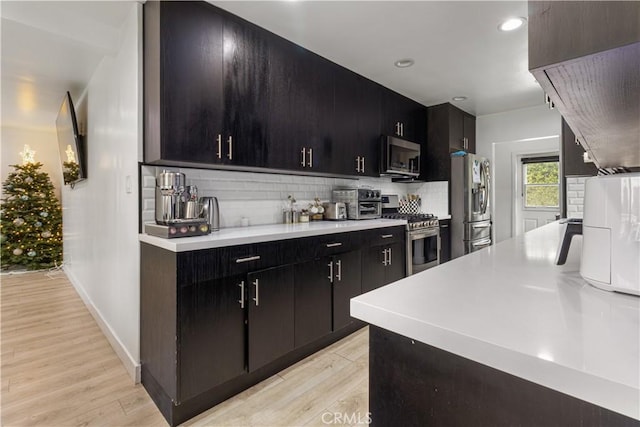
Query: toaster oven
332 189 381 220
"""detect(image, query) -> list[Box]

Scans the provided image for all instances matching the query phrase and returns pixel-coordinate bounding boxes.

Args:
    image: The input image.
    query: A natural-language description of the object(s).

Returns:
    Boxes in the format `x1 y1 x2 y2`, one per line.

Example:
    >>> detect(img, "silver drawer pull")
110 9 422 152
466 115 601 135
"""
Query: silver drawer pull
381 234 394 239
325 242 343 248
472 224 490 229
235 255 261 263
472 239 491 247
252 279 259 306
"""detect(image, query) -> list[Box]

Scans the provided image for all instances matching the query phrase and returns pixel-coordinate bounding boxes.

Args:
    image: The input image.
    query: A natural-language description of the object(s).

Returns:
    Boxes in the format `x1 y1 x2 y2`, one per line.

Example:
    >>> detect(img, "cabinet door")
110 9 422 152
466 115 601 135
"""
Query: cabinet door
439 220 451 264
448 105 465 152
223 17 271 167
381 88 418 141
179 274 245 401
159 1 224 163
266 37 334 172
333 70 381 176
293 258 332 347
463 113 476 154
332 250 362 331
361 245 386 293
247 265 295 372
384 242 406 284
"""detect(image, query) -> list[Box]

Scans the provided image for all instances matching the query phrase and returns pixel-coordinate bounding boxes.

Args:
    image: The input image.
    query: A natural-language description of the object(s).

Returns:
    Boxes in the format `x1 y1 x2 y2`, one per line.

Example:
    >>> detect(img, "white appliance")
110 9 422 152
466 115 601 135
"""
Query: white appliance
581 173 640 296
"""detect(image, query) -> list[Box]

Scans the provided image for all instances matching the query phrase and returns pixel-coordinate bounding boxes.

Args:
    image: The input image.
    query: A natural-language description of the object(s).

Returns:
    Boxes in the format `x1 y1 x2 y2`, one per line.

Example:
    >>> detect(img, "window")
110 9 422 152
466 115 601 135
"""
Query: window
522 156 559 208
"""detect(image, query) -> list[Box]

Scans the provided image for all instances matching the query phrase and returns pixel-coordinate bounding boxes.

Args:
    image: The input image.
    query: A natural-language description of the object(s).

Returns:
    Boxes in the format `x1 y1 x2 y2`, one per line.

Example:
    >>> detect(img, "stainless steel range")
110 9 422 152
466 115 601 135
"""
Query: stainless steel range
381 195 440 275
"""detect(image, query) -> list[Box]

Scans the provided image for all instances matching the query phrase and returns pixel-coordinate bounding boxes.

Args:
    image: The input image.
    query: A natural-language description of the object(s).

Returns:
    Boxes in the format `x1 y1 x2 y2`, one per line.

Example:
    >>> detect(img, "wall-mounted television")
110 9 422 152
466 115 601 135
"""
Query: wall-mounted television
56 91 86 186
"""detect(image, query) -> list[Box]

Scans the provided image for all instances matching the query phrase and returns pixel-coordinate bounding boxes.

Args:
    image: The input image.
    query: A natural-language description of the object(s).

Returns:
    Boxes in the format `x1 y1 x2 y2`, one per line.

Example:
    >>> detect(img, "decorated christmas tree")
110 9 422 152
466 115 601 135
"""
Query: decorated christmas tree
1 145 63 270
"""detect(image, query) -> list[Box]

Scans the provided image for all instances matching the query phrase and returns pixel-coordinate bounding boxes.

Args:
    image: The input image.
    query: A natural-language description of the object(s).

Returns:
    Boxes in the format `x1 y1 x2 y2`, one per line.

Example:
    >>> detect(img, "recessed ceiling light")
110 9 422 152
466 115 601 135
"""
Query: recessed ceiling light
394 59 414 68
452 96 467 102
498 17 526 32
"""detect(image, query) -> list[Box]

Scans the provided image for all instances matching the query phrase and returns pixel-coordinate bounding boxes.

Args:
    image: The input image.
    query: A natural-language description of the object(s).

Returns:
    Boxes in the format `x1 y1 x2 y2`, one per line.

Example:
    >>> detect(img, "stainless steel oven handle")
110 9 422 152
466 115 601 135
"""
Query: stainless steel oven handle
472 238 492 247
381 234 394 239
325 242 343 248
471 224 491 229
410 231 438 240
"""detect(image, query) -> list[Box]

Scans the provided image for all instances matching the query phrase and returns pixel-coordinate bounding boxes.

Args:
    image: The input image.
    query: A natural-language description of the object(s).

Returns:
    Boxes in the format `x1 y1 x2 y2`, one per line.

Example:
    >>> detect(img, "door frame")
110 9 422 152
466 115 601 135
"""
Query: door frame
512 150 562 236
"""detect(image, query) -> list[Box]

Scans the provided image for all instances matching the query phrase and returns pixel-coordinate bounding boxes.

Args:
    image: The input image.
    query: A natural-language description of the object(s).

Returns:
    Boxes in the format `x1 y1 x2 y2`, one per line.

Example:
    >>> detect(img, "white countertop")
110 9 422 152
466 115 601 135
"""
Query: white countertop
351 221 640 420
139 219 407 252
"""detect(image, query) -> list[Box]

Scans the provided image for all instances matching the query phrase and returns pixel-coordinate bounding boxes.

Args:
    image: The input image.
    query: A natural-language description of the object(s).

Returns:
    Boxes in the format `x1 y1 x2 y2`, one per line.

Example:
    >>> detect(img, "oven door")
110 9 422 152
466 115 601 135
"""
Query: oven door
407 228 440 275
357 201 381 219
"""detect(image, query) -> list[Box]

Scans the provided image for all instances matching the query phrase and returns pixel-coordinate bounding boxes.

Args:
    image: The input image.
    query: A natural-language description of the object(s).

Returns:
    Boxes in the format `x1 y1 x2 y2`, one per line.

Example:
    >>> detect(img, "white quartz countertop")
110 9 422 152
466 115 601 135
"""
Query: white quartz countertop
139 219 407 252
351 221 640 420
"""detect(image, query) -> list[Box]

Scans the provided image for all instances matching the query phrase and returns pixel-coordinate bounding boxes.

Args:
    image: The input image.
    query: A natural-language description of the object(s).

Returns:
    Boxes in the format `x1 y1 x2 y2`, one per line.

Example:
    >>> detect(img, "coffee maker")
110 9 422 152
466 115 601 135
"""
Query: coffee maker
146 170 211 238
155 169 186 224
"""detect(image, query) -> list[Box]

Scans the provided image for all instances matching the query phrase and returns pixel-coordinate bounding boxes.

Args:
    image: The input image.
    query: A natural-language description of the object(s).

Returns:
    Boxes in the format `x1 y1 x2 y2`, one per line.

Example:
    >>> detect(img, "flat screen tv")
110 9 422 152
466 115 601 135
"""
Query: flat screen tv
56 91 86 186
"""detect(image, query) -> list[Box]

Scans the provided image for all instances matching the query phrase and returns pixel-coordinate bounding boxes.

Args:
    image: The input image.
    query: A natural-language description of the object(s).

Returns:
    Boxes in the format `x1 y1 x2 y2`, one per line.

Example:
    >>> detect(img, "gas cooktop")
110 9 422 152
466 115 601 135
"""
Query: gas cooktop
381 213 439 230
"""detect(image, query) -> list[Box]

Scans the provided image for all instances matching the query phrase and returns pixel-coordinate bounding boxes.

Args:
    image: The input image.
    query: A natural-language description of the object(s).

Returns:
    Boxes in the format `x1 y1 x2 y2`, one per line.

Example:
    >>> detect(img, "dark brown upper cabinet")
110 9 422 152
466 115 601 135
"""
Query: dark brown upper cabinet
562 119 598 177
529 1 640 169
423 103 476 182
144 0 426 177
144 1 225 165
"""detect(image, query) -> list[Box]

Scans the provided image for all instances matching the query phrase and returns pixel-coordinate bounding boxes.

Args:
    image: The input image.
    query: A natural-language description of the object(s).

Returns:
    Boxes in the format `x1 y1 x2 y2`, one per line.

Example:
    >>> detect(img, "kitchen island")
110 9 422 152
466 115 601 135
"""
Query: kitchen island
351 221 639 425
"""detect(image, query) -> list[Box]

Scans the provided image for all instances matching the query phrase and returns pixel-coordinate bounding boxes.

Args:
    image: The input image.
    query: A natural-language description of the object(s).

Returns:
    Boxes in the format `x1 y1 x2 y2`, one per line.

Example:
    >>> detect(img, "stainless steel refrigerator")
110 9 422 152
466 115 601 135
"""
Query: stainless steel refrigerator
451 153 492 259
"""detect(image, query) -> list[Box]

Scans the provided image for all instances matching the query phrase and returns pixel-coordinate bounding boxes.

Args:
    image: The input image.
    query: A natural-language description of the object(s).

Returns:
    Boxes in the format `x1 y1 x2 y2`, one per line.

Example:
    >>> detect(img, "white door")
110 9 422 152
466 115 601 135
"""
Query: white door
514 154 561 235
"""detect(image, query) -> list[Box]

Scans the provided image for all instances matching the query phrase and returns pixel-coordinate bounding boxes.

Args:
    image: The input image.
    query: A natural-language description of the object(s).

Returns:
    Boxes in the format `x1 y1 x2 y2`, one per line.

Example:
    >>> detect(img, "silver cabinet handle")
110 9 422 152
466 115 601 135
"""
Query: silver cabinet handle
472 224 491 229
308 148 313 168
400 122 404 137
381 234 394 239
328 261 333 282
361 156 365 173
356 156 361 173
335 259 342 282
388 247 392 265
216 134 222 159
227 136 233 160
235 255 261 263
325 242 343 248
382 248 388 266
252 278 259 306
395 122 400 136
238 281 245 309
301 148 306 167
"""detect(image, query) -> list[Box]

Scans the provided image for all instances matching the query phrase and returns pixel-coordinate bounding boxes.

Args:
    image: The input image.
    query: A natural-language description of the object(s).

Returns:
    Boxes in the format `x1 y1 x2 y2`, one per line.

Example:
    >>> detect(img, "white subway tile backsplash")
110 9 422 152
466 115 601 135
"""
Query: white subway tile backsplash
565 178 586 218
140 167 449 229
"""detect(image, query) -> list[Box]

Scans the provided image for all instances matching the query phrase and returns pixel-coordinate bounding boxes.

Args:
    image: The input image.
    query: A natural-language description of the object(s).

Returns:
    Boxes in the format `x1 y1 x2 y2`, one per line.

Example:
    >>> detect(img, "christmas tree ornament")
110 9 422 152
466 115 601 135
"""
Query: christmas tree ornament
21 195 29 201
19 144 36 165
41 231 52 238
40 212 49 218
13 248 23 256
27 251 36 257
13 218 24 226
25 177 33 183
34 221 42 227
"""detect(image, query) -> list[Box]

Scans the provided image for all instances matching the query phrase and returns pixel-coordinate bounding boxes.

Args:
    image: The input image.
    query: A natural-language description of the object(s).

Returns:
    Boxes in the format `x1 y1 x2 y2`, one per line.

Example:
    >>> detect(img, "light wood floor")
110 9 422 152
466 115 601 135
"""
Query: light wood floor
1 271 369 426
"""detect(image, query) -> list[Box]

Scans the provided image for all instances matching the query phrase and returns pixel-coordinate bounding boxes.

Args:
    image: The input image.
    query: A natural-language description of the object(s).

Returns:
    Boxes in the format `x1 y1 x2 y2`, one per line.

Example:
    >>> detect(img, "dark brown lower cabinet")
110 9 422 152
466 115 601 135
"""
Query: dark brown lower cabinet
439 219 451 264
179 275 246 402
294 259 333 347
361 242 406 293
370 326 638 427
141 226 406 426
247 265 295 372
331 250 362 331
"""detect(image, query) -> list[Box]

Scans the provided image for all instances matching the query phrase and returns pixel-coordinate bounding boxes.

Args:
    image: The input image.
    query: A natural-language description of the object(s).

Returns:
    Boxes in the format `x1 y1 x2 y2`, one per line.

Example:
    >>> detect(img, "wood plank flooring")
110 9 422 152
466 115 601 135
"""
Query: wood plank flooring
1 271 369 426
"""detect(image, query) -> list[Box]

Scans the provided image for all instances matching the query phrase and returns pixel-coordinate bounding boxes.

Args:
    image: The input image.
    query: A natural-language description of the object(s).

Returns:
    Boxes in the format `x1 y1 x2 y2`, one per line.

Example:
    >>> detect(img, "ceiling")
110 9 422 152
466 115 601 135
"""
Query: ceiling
1 1 542 131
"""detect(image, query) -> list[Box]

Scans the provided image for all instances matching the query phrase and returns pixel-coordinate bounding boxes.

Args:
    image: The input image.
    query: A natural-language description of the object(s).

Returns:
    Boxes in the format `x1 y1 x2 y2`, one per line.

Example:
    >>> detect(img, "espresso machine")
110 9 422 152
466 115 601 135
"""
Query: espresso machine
145 170 212 238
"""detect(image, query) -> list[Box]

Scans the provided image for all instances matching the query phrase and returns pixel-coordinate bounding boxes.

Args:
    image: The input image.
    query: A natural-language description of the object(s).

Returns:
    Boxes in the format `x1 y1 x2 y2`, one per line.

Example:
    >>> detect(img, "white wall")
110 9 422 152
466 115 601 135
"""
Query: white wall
62 3 141 381
1 126 63 200
476 105 561 242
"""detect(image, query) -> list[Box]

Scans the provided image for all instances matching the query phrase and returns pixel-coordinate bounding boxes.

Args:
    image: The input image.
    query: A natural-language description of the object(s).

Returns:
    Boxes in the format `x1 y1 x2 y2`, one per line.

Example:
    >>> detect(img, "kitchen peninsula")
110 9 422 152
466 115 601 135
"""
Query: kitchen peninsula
351 222 640 425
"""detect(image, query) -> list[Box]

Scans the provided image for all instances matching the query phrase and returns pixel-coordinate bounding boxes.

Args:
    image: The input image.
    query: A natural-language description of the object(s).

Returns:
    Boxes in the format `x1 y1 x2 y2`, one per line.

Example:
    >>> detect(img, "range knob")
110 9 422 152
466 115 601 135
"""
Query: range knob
374 191 380 198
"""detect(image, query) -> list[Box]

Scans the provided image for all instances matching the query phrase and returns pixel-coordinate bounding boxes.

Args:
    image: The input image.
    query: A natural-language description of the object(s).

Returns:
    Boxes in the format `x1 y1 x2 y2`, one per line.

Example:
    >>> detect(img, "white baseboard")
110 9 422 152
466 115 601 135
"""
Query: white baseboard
63 266 141 383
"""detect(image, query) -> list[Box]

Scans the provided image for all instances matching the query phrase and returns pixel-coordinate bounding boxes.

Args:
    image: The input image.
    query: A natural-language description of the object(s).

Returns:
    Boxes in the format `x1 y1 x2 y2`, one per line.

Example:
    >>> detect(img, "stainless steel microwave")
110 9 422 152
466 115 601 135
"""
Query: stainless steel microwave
380 135 421 177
